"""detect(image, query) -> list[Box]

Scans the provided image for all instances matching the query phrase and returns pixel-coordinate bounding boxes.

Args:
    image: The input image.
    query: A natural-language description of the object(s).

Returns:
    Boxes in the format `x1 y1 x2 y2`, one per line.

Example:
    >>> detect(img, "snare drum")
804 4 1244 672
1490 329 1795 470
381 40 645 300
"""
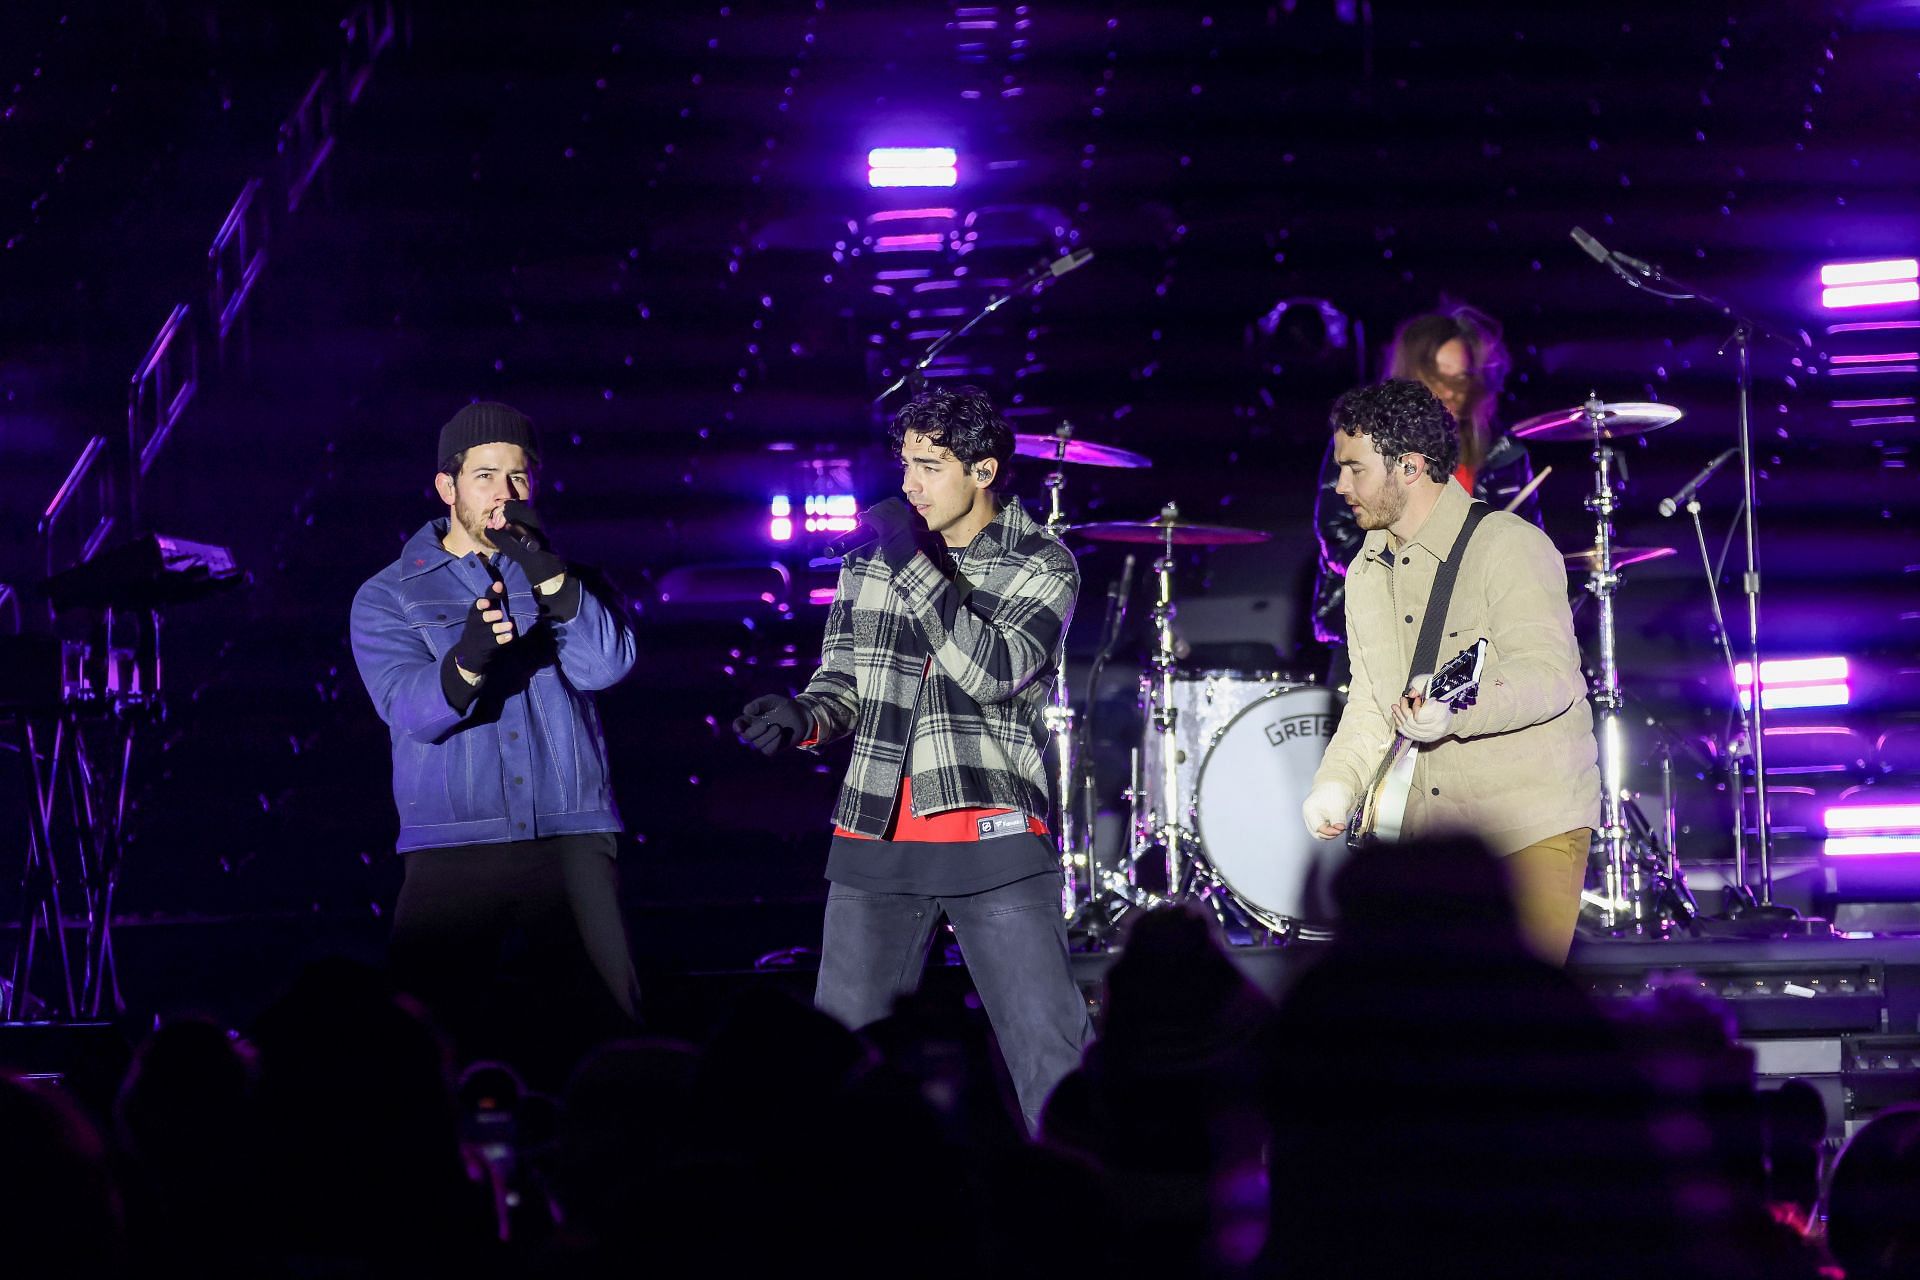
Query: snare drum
1193 683 1343 929
1139 672 1342 930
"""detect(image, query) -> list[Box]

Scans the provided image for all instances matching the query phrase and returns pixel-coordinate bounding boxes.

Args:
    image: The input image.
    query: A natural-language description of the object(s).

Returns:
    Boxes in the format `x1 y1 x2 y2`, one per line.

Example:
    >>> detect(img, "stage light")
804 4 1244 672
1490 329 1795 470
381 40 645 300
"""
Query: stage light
1825 837 1920 856
1822 803 1920 857
868 148 958 188
803 494 859 535
1821 259 1920 286
768 494 793 542
1826 804 1920 833
1821 258 1919 309
1735 656 1850 711
873 233 946 253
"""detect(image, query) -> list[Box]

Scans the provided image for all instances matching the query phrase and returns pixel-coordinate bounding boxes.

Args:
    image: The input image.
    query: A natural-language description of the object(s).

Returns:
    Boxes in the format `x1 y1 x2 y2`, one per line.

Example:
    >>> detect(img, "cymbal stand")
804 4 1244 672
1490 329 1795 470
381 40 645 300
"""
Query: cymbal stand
1039 423 1082 917
1127 504 1198 898
1579 397 1635 929
1575 399 1699 935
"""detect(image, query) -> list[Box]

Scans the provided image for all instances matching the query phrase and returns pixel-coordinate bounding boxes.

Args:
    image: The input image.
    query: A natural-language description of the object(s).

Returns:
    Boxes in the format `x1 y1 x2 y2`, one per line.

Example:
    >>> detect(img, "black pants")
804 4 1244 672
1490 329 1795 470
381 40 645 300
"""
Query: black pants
389 833 640 1086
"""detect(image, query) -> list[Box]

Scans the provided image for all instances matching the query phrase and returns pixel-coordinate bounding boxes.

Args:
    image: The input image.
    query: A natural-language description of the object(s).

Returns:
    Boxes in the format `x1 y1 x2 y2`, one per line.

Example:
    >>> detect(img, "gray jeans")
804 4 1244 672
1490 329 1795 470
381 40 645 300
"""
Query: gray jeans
814 871 1093 1131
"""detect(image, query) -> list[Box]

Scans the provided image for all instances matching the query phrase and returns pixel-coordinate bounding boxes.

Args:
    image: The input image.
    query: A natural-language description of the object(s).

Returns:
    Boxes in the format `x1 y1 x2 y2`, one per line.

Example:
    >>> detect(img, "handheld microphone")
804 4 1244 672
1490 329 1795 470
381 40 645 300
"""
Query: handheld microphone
820 520 878 558
1658 447 1740 517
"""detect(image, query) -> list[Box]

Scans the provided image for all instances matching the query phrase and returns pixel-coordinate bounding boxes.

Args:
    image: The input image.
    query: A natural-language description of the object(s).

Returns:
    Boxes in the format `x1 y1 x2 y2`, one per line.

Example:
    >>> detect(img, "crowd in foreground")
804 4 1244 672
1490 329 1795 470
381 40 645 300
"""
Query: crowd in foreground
5 836 1920 1279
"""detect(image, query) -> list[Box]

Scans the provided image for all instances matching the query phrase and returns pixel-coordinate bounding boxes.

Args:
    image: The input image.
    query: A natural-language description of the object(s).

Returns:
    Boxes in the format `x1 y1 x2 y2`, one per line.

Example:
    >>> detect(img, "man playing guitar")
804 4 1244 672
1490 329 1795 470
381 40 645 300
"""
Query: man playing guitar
1300 380 1600 962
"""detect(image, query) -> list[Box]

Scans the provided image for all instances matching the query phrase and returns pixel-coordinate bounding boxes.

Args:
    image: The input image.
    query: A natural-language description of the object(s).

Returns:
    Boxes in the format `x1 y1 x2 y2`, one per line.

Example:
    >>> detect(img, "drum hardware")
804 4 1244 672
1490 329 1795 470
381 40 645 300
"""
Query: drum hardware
1084 503 1280 904
1544 395 1700 937
1013 428 1153 473
1569 230 1814 920
1071 507 1354 943
1673 470 1821 935
1025 422 1153 921
1562 545 1676 574
1512 400 1684 443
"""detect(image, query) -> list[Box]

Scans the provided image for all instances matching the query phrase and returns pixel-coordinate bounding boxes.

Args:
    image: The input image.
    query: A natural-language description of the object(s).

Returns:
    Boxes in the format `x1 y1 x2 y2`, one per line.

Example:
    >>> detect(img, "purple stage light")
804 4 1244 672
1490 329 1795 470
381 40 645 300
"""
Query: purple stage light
873 233 947 253
1826 837 1920 856
1824 802 1920 858
802 494 858 536
868 148 958 188
1821 258 1920 286
768 495 793 543
1827 804 1920 832
1735 656 1850 711
808 587 837 606
870 206 957 223
1821 258 1920 309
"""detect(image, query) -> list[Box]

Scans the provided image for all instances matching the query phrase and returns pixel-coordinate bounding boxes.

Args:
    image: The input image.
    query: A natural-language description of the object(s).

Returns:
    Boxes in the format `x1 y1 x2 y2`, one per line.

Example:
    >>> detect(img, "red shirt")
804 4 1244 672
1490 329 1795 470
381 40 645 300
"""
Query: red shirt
834 660 1050 843
835 775 1050 843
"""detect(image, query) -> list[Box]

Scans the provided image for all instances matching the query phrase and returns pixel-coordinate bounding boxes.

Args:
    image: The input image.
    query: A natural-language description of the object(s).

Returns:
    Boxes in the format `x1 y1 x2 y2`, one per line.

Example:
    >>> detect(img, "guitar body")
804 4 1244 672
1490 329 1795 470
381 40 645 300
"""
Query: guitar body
1346 639 1487 850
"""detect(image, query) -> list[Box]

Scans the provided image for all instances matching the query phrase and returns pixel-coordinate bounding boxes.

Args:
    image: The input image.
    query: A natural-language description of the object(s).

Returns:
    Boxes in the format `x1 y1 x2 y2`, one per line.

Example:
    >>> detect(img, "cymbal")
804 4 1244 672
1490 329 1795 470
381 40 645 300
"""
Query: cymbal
1013 433 1152 469
1074 516 1271 547
1562 544 1677 572
1512 401 1684 442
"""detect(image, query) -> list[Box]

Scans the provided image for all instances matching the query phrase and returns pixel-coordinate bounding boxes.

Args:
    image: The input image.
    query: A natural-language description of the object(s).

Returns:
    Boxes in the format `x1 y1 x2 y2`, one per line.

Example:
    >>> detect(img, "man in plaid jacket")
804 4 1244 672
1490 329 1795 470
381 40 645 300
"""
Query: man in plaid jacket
733 386 1093 1131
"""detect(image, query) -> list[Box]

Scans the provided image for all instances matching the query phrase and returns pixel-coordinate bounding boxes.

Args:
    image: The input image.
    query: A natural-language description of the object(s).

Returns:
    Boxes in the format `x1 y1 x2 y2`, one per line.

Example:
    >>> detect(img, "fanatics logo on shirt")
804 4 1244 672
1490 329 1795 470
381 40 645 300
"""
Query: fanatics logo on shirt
976 813 1029 841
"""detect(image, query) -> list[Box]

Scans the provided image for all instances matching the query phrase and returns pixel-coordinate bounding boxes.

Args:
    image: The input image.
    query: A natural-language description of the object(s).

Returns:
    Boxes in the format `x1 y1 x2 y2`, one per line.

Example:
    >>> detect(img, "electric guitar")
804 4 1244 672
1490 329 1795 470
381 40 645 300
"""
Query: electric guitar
1345 638 1488 849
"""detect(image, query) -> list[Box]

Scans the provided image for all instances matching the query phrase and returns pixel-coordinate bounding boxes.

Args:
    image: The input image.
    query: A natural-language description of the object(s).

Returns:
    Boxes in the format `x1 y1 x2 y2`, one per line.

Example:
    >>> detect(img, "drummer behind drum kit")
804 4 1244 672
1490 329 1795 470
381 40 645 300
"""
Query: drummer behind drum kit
1021 396 1708 945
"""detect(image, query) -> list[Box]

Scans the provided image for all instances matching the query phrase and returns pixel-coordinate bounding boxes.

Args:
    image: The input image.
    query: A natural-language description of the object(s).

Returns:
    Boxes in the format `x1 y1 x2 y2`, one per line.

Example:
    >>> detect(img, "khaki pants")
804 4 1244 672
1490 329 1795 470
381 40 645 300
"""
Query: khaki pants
1504 828 1592 965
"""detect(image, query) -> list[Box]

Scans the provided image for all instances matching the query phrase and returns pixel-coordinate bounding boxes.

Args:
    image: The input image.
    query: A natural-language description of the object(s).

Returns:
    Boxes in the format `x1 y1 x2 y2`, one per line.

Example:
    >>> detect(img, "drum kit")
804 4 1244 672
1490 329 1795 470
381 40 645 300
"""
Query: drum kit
1024 394 1707 947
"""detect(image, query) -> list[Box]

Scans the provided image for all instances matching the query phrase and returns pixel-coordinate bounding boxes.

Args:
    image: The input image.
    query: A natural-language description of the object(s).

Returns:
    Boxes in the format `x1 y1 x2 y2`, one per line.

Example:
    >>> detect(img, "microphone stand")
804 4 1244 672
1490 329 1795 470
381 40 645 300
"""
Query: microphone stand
1588 241 1808 925
871 253 1083 408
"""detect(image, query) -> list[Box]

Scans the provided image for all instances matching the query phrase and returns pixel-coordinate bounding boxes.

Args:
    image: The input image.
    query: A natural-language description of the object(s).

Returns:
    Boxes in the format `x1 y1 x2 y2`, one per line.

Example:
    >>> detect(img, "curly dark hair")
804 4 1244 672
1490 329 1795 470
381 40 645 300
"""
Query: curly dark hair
1330 379 1460 481
887 385 1016 494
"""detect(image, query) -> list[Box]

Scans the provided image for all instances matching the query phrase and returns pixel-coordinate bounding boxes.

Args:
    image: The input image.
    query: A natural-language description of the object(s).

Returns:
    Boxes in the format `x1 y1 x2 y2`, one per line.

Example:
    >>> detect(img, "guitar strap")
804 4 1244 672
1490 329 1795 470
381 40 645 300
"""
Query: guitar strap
1406 501 1492 690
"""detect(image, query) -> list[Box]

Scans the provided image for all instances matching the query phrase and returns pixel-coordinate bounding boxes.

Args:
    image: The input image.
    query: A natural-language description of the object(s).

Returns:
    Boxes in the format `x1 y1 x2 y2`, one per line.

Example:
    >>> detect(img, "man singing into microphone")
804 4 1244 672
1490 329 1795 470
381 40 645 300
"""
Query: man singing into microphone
350 401 640 1080
732 386 1091 1131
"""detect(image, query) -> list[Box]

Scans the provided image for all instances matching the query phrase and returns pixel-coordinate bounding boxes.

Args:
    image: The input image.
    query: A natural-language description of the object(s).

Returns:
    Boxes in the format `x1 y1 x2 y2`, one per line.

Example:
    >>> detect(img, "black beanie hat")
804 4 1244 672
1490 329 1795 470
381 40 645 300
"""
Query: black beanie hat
437 401 538 472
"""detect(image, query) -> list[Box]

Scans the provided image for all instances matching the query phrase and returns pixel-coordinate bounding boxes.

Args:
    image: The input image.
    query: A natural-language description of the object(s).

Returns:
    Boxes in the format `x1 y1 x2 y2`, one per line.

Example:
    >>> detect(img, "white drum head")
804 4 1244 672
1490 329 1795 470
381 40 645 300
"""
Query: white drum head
1195 686 1345 925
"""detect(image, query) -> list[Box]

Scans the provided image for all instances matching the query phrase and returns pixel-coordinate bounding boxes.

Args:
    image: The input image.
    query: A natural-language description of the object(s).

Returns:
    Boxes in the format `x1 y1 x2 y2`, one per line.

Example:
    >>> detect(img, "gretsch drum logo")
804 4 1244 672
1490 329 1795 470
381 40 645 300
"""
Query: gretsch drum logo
1263 713 1335 748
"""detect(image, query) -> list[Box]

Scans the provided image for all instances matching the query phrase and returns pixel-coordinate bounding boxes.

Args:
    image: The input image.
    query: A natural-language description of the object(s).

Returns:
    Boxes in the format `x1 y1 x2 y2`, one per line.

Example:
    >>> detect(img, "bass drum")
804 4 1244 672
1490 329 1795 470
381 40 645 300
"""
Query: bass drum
1193 684 1346 931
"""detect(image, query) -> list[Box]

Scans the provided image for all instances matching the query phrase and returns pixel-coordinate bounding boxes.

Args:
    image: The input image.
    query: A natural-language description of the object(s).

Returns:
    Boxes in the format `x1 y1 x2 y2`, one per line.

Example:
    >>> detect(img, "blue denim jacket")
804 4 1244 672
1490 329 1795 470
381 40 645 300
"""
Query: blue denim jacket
350 520 637 853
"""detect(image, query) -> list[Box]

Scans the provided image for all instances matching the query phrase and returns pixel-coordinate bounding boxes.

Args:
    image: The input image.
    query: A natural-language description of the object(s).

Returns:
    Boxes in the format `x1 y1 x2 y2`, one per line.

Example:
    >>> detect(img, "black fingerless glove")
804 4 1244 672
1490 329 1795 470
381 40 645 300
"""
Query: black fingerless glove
491 499 568 586
731 695 810 756
864 497 929 573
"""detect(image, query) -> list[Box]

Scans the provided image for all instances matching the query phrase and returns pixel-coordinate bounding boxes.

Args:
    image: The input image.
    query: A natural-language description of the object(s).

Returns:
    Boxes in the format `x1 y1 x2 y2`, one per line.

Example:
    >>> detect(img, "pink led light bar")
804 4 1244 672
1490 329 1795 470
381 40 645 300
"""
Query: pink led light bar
1825 836 1920 856
1821 259 1920 286
802 494 858 535
1736 657 1848 685
1825 804 1920 832
1734 656 1849 711
869 207 957 223
867 148 958 188
1822 803 1920 856
872 233 946 253
1823 282 1920 309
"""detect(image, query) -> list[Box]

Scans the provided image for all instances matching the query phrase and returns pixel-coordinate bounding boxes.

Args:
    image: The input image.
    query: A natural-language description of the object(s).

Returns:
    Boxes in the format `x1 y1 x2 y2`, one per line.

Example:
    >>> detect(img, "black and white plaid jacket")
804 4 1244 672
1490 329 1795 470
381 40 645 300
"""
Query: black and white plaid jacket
796 499 1079 838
